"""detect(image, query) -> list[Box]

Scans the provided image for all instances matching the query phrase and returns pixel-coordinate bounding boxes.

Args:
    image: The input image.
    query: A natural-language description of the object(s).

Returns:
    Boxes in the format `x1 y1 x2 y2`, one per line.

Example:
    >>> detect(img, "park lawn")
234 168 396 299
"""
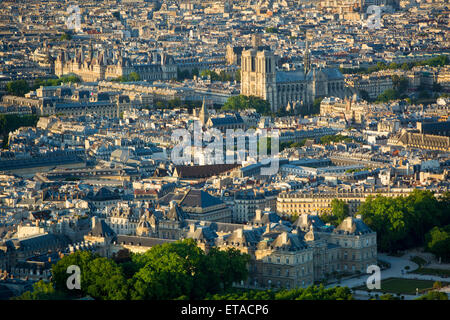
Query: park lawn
356 278 449 295
411 268 450 277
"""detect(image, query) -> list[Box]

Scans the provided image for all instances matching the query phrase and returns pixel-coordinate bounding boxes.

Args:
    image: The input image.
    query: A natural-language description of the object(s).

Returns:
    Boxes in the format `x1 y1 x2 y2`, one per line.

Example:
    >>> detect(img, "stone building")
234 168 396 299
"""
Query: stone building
320 95 368 125
158 189 233 223
55 47 177 82
388 131 450 152
87 206 377 290
277 187 412 216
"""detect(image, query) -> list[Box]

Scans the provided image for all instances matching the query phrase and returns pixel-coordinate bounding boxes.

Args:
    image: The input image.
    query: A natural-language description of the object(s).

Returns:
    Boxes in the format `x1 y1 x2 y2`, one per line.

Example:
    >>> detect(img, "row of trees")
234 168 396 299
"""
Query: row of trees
340 55 449 75
222 95 272 116
319 134 353 145
6 75 81 97
151 98 203 111
206 285 353 300
14 239 250 300
200 70 235 82
280 139 306 151
358 190 450 256
111 72 140 82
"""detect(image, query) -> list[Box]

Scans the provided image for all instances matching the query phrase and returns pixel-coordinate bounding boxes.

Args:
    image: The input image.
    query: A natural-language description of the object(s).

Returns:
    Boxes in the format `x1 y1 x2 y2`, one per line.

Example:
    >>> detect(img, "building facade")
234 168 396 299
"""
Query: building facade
240 48 348 112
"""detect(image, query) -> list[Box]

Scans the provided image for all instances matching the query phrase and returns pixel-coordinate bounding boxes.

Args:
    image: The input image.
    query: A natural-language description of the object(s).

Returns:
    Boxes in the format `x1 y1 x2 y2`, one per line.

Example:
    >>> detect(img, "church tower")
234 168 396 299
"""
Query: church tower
199 97 209 126
304 40 311 74
241 49 278 111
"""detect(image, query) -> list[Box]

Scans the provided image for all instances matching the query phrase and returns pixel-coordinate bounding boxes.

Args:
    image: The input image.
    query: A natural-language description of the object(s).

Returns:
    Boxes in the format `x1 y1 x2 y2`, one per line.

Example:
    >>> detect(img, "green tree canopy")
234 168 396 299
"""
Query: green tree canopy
6 80 30 96
222 95 272 116
358 190 450 253
25 239 251 300
425 226 450 262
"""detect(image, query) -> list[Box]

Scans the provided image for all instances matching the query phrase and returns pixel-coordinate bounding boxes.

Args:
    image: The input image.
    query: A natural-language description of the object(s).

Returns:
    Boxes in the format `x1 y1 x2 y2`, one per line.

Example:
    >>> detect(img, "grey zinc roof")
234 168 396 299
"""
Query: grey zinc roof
276 71 307 83
319 68 344 80
334 217 373 235
210 114 244 126
179 189 224 209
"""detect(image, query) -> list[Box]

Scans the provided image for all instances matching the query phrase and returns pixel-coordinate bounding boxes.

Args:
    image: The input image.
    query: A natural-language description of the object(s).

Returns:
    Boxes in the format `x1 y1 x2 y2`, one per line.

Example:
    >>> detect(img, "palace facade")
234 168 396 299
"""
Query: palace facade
55 47 177 82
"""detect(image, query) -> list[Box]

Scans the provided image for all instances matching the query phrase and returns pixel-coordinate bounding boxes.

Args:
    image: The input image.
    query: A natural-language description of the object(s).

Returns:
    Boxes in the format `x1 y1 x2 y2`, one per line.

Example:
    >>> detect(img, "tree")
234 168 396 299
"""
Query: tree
205 247 250 293
51 250 129 300
309 97 323 115
321 199 350 226
358 190 449 253
433 281 443 290
331 199 350 223
128 239 250 300
0 114 40 149
379 293 400 300
128 72 140 81
359 90 371 102
376 89 399 103
392 75 409 94
11 280 67 300
60 32 72 41
206 284 353 300
6 80 30 96
235 68 241 82
265 27 278 33
416 291 448 300
425 226 450 262
222 95 272 116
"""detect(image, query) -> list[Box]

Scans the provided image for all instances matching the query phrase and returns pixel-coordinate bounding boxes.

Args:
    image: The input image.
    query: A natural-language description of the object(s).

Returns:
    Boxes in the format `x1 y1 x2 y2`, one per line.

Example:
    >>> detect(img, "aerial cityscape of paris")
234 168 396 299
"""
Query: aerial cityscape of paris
0 0 449 308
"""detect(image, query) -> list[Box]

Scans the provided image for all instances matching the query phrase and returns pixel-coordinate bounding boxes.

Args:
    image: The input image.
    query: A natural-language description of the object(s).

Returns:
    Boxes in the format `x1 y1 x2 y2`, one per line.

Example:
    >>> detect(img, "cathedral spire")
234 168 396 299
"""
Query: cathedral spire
199 97 209 126
304 40 311 74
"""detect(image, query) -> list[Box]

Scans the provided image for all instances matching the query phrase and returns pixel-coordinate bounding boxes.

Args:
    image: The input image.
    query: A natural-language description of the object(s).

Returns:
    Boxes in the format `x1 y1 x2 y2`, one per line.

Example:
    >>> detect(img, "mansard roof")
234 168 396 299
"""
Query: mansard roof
90 217 115 238
178 189 224 209
334 216 373 235
270 232 308 251
292 213 327 231
209 114 244 126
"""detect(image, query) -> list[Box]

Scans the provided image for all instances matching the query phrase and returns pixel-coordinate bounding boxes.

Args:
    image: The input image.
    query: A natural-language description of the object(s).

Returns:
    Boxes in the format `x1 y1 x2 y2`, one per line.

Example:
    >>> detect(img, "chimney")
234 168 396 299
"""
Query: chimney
347 217 353 228
281 232 288 244
189 224 196 233
255 209 262 221
236 228 243 238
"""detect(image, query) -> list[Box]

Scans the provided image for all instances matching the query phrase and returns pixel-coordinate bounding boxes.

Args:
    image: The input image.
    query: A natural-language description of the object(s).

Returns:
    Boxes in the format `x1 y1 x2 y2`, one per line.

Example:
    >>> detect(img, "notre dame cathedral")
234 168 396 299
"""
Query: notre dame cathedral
240 43 350 112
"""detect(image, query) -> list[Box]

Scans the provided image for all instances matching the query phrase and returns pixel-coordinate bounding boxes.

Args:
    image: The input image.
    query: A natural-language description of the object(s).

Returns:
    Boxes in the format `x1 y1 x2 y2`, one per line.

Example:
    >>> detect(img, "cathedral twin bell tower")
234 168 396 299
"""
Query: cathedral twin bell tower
240 35 346 113
240 42 278 112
